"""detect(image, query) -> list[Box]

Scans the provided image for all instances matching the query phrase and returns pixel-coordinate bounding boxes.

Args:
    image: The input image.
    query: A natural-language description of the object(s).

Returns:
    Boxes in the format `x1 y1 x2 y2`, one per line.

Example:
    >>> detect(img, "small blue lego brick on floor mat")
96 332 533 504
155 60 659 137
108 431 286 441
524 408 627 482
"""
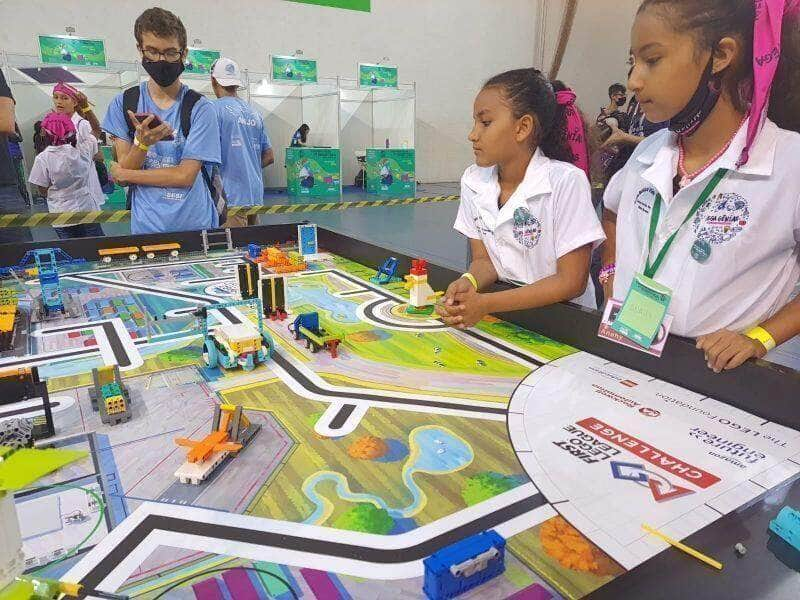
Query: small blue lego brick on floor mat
423 530 505 600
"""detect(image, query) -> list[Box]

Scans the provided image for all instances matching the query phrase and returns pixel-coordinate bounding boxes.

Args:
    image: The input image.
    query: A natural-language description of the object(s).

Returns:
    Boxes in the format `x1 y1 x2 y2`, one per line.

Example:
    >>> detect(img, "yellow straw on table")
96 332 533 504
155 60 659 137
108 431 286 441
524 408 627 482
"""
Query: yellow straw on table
642 524 723 570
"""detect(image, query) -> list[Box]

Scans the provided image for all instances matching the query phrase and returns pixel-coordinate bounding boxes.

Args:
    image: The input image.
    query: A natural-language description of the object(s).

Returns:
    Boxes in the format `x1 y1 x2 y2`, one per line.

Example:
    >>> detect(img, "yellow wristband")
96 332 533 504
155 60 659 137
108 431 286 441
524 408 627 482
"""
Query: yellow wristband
461 272 478 291
133 137 149 152
745 326 776 352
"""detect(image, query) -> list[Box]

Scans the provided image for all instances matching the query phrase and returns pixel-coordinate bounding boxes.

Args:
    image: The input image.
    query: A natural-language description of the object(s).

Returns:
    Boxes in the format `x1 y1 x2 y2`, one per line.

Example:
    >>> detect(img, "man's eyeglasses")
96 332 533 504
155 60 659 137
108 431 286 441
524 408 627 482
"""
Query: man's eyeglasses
140 47 184 63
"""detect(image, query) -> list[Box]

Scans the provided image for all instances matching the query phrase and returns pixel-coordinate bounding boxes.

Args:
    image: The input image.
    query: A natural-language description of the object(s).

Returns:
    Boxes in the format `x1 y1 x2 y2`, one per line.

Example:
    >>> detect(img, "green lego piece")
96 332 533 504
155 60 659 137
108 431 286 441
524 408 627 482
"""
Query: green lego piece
0 578 34 600
0 447 86 492
100 383 122 398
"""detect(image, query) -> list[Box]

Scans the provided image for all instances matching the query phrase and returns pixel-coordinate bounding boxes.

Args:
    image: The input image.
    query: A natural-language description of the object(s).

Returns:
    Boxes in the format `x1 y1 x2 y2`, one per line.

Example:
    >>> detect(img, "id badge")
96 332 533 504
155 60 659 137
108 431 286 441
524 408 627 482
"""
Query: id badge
610 273 673 348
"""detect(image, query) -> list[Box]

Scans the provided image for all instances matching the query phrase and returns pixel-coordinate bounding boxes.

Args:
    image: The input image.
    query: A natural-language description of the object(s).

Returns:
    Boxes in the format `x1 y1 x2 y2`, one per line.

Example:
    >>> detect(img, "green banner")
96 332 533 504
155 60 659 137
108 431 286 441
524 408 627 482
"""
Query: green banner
359 63 398 88
271 55 318 83
287 0 370 11
185 48 221 75
366 148 415 195
286 147 341 198
38 35 106 68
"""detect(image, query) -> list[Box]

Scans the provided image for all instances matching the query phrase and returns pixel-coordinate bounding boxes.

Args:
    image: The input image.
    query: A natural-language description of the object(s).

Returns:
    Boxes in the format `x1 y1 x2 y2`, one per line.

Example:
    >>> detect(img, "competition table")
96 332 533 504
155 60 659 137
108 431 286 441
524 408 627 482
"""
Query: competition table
0 223 798 600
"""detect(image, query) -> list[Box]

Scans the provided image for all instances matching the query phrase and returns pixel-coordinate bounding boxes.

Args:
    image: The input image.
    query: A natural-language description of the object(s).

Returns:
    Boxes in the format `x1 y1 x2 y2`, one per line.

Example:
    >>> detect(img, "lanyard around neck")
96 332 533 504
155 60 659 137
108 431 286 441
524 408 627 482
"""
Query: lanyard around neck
644 168 728 279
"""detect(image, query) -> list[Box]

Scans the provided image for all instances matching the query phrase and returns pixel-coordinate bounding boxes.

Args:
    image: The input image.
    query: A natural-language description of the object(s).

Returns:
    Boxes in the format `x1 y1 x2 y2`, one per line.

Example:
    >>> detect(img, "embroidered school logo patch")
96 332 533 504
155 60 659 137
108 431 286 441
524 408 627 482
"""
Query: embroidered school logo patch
512 207 542 248
693 192 750 245
472 214 492 236
635 187 657 215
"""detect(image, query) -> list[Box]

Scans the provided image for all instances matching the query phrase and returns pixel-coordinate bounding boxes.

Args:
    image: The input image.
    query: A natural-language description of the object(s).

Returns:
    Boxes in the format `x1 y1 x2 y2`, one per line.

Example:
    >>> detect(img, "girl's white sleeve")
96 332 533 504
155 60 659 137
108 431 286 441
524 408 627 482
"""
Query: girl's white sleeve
603 169 626 213
28 155 50 188
553 168 606 258
76 119 99 159
453 179 481 239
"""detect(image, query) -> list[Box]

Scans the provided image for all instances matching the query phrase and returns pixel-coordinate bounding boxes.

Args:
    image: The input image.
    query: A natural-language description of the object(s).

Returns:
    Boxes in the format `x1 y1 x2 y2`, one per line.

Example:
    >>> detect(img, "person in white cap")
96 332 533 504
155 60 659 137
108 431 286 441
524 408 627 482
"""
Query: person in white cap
211 57 274 227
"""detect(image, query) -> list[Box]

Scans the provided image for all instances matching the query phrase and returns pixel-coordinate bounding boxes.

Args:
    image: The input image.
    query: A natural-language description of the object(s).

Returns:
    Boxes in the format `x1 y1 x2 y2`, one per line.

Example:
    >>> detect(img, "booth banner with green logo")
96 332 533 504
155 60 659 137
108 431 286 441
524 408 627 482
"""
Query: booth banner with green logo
38 35 106 68
286 147 341 198
271 55 319 83
366 148 415 195
287 0 370 11
185 48 221 74
359 63 398 88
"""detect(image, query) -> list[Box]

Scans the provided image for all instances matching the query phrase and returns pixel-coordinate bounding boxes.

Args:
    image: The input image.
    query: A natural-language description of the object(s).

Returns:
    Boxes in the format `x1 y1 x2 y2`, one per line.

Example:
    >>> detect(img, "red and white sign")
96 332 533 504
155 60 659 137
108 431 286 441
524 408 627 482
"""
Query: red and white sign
509 352 800 571
578 417 721 489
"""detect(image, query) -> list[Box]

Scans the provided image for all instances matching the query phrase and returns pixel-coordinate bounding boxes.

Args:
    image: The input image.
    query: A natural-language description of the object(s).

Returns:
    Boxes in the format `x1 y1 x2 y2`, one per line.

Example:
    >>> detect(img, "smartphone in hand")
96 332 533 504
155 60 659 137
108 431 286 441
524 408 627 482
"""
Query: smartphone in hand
133 113 174 141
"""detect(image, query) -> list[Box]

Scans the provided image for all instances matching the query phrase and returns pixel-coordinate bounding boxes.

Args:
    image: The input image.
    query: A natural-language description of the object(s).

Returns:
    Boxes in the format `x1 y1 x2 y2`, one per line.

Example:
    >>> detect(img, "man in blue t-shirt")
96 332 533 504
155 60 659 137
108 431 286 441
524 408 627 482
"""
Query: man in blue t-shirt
210 57 274 227
103 7 221 235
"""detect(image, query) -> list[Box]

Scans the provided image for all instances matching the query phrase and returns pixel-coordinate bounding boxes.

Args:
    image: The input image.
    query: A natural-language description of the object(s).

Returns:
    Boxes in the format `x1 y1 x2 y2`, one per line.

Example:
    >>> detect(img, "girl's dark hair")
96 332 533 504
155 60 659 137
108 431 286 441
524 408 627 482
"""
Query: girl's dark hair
638 0 800 132
43 131 76 148
483 68 574 163
299 123 310 143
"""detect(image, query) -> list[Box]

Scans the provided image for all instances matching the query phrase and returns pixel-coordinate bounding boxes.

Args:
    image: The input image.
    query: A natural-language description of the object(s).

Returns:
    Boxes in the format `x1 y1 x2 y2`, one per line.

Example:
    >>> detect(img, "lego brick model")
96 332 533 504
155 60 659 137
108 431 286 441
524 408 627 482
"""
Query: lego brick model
769 506 800 554
0 419 33 449
0 367 54 439
142 242 181 260
422 530 506 600
289 312 342 358
370 256 400 285
0 248 84 278
0 289 19 352
404 259 443 315
237 261 259 301
260 275 287 321
88 365 132 426
174 404 261 485
196 299 275 371
98 246 140 263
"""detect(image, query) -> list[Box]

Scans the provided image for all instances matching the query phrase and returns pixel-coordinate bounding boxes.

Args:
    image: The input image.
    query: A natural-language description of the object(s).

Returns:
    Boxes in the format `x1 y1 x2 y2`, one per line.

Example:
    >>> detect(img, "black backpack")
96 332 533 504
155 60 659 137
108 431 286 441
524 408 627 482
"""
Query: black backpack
121 86 227 223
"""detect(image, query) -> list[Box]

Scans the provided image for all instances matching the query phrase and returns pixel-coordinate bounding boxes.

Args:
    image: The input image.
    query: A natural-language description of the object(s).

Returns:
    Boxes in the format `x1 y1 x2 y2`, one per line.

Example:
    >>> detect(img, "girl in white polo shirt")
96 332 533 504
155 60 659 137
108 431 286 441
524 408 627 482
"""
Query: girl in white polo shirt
28 112 104 239
439 68 604 329
602 0 800 372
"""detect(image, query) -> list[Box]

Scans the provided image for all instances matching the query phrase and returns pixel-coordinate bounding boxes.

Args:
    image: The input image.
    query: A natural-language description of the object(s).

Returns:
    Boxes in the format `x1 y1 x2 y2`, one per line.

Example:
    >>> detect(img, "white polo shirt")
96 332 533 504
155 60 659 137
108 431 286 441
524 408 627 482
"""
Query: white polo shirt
71 113 105 210
604 118 800 338
454 149 605 307
28 144 96 219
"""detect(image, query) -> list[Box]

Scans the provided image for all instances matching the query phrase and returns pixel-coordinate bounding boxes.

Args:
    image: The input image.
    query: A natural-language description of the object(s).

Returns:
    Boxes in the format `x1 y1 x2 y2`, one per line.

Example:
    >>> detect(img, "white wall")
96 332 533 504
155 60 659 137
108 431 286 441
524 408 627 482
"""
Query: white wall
0 0 539 184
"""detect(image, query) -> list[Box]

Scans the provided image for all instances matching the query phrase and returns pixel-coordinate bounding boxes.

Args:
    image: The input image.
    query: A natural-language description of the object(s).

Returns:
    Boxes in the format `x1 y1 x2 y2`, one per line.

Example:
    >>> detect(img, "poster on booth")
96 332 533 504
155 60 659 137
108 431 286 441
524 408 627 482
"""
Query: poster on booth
358 63 398 88
366 148 415 195
271 55 318 83
286 148 341 198
509 352 800 571
38 35 106 68
185 48 221 75
287 0 370 11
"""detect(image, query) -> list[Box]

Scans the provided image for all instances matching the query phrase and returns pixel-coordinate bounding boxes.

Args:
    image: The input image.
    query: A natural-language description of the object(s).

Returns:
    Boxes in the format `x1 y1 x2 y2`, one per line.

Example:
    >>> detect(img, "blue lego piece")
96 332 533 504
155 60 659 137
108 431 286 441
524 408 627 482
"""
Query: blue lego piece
370 256 400 285
0 247 85 276
248 244 262 260
291 312 320 336
34 249 65 314
769 506 800 553
423 530 505 600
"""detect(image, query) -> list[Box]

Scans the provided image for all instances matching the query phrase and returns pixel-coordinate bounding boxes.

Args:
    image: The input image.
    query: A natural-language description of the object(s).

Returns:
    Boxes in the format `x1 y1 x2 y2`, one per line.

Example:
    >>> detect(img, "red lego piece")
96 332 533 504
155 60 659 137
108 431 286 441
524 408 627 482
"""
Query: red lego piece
326 339 340 359
410 259 428 276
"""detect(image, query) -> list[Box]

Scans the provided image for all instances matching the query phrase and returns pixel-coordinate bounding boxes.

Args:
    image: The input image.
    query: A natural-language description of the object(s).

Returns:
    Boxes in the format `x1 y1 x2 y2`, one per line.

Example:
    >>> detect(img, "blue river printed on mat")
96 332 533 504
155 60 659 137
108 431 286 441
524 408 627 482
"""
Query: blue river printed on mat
302 426 474 527
287 281 360 324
